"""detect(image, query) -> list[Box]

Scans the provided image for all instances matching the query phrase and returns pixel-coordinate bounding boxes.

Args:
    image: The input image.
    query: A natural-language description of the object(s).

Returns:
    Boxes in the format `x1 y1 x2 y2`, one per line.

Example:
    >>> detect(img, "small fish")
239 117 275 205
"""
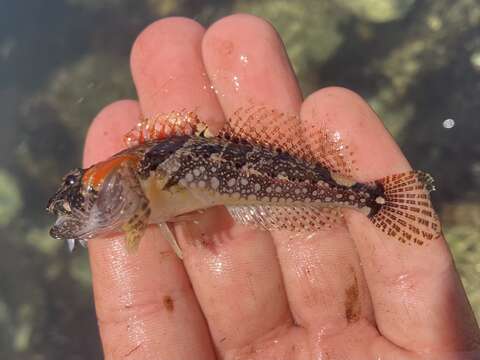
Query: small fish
46 106 441 257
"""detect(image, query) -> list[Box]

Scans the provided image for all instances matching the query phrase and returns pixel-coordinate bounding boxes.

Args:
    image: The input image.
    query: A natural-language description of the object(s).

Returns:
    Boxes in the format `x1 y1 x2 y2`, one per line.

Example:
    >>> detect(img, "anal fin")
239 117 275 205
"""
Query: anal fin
227 204 343 232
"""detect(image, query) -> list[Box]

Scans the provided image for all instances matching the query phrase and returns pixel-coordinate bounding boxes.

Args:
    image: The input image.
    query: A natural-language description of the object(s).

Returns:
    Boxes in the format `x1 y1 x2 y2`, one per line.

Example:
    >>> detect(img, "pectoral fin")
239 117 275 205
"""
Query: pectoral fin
158 222 183 259
122 197 151 252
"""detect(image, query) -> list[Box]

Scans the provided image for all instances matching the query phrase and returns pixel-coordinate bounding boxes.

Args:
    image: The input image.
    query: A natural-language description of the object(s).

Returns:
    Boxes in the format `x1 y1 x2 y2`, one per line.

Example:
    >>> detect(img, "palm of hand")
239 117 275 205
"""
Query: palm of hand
83 15 479 360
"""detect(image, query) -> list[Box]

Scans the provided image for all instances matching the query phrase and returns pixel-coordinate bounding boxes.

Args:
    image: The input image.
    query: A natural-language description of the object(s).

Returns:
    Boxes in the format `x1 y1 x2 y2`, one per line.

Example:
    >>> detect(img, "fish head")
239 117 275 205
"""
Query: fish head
46 162 143 249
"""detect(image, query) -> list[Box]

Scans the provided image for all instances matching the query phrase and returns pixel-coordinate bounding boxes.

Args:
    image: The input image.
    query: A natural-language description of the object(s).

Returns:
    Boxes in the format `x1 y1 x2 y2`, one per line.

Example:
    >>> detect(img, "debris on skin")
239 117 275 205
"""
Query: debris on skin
344 270 361 323
163 295 174 312
123 343 142 358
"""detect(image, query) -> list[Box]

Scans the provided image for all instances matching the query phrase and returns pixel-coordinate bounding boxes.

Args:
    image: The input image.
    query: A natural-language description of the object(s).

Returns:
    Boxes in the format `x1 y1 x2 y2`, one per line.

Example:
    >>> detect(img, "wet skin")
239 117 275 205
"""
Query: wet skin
83 14 480 360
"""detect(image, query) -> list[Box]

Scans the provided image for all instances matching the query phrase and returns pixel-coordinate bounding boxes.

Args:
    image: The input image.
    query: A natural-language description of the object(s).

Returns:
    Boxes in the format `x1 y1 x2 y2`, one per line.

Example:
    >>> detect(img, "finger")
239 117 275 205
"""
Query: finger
84 100 215 360
83 100 141 167
131 16 259 357
87 24 225 358
203 15 302 112
195 14 300 355
303 87 480 354
258 95 376 343
131 17 223 129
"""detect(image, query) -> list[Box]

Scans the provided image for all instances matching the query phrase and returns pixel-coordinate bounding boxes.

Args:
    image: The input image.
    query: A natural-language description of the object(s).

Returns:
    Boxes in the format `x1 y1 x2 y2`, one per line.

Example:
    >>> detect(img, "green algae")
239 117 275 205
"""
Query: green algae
0 170 22 228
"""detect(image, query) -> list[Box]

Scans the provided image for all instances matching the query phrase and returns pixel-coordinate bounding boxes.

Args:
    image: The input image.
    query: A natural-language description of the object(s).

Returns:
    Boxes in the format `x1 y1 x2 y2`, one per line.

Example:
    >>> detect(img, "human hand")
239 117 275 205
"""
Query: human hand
83 15 480 359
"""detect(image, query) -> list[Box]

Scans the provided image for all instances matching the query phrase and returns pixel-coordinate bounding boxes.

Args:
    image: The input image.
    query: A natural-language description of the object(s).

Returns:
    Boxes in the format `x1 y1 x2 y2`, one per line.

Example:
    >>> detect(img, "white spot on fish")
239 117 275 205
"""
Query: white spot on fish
241 178 249 186
193 169 201 177
211 177 220 189
359 206 371 215
254 183 261 191
185 173 194 182
227 178 236 187
375 196 386 204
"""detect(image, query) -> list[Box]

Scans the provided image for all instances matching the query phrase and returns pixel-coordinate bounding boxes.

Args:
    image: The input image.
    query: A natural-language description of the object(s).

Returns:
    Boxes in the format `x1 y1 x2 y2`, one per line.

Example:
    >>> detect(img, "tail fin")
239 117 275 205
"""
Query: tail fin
368 170 441 245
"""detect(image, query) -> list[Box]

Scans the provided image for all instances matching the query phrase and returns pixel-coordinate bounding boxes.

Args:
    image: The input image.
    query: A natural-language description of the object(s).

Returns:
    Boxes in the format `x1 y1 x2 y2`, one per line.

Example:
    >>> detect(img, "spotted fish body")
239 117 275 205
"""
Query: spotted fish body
46 107 441 254
142 136 376 219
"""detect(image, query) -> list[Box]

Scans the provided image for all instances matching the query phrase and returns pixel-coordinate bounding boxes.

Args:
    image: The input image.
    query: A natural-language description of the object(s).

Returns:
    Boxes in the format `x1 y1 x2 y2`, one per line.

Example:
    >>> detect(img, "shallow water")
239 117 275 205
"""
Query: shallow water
1 0 479 358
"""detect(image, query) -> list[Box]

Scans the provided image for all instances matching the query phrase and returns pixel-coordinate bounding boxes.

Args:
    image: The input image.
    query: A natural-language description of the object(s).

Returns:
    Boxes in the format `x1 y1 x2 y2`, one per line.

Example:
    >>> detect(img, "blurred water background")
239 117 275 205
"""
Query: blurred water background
1 0 479 358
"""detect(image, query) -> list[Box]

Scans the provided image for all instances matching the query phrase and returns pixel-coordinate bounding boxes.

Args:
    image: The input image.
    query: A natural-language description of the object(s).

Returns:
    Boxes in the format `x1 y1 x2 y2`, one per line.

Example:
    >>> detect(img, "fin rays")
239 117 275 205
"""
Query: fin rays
369 170 441 245
223 106 354 178
227 204 343 232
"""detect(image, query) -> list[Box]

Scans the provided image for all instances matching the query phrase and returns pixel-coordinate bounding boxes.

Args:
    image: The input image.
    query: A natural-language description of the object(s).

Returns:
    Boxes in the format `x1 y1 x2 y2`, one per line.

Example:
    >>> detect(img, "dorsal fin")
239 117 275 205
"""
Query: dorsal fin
122 106 355 179
123 110 212 148
221 106 354 178
221 106 305 160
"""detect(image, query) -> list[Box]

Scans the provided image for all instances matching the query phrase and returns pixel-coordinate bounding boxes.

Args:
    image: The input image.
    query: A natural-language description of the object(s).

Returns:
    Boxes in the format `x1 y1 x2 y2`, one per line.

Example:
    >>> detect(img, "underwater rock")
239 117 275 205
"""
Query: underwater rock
471 50 480 71
0 170 22 228
443 203 480 321
24 53 136 145
334 0 415 23
368 89 414 137
70 254 92 288
147 0 184 16
235 0 346 93
26 227 62 255
66 0 125 10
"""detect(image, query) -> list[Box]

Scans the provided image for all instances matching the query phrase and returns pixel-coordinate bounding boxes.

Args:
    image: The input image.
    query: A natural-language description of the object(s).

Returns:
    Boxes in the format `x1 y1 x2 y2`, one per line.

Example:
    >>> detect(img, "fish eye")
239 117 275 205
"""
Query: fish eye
64 174 77 186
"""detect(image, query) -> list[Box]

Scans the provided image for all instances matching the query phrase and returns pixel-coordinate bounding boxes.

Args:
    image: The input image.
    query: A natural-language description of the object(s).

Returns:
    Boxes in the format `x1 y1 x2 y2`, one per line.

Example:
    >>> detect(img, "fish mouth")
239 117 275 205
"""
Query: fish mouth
48 216 89 252
49 213 86 241
47 165 144 247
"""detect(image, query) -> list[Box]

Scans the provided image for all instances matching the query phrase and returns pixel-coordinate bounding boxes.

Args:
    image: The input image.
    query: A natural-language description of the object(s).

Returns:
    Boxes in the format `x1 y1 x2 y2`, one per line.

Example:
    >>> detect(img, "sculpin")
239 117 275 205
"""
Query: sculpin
46 107 441 257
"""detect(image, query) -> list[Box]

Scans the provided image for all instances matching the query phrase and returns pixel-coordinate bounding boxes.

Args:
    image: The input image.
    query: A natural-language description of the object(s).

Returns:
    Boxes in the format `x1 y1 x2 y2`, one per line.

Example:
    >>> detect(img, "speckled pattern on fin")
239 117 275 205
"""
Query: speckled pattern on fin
224 106 355 178
227 204 343 232
369 170 441 245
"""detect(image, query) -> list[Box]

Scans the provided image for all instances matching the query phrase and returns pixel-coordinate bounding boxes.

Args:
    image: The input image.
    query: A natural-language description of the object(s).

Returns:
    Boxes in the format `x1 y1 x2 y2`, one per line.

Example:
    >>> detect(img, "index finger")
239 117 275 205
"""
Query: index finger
302 87 480 354
85 19 218 359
